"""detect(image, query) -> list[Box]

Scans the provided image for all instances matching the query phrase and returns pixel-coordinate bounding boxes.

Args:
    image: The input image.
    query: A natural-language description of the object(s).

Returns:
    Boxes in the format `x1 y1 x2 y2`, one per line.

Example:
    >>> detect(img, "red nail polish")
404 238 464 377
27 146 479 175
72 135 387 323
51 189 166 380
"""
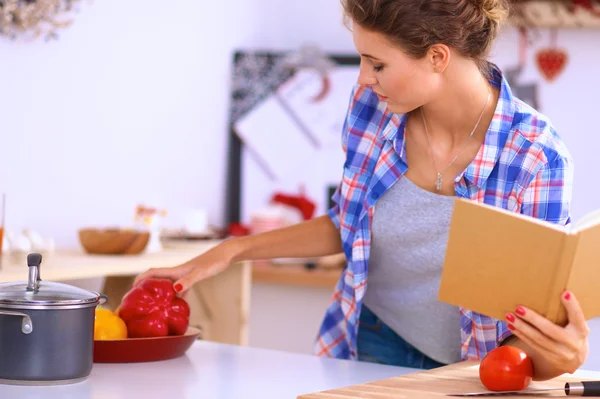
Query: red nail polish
174 283 183 293
564 291 571 300
515 306 526 316
506 313 516 323
507 324 515 331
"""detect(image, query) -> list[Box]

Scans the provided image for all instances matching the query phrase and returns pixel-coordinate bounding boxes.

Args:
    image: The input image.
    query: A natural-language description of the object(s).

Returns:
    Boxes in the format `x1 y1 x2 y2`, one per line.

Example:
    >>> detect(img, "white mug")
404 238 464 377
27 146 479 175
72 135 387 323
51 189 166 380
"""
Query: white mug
184 209 209 234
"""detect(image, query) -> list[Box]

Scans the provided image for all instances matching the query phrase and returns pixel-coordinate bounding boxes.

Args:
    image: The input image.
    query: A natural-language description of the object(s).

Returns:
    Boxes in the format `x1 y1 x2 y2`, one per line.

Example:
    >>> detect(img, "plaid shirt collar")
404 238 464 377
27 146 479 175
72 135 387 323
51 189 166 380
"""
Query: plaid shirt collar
379 66 516 190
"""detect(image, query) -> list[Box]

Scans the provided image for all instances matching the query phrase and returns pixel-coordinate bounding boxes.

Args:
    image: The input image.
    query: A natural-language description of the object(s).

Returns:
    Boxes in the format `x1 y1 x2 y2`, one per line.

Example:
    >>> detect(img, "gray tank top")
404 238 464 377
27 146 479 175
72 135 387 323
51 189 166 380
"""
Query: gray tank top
362 176 461 365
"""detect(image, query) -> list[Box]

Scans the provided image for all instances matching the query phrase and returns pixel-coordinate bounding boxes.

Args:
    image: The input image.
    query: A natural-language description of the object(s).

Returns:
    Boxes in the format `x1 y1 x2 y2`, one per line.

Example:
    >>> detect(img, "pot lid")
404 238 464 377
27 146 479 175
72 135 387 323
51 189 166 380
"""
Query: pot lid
0 281 101 306
0 253 102 307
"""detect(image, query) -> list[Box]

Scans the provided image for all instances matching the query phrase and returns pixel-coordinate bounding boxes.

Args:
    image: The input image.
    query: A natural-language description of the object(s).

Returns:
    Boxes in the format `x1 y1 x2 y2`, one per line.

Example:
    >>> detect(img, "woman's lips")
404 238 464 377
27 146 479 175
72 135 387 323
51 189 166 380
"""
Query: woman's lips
375 93 388 101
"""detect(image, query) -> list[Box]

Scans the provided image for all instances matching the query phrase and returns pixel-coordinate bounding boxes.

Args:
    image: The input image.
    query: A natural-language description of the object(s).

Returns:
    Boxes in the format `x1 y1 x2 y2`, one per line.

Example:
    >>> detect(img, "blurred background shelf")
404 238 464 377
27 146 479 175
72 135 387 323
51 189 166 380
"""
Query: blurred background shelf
252 261 341 288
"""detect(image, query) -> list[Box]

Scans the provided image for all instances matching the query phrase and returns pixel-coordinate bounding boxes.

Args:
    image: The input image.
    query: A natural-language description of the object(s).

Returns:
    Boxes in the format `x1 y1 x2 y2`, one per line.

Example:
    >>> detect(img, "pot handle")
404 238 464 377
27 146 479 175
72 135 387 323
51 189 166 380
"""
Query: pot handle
27 253 43 292
99 294 108 306
0 310 33 334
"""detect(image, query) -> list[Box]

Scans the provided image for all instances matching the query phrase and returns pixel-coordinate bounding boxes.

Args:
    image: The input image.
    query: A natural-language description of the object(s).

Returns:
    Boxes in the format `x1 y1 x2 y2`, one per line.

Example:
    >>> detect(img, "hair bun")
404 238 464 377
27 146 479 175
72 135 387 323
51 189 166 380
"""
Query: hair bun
478 0 509 25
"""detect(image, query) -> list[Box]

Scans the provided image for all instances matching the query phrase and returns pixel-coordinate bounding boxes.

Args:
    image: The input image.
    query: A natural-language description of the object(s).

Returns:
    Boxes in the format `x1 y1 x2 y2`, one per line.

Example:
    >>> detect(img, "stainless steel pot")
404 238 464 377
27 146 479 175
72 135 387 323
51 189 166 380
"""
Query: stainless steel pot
0 253 107 385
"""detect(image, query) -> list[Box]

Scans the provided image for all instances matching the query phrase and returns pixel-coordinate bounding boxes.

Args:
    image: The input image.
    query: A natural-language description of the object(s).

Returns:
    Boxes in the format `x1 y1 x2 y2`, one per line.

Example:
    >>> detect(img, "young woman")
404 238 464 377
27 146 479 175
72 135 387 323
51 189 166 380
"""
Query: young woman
135 0 590 380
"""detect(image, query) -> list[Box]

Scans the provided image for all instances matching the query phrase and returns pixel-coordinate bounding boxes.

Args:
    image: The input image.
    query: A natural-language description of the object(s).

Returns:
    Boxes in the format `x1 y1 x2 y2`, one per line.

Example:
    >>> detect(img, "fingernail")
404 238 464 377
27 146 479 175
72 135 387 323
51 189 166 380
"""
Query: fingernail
174 283 183 293
507 323 515 331
564 291 571 300
515 306 526 316
506 313 516 323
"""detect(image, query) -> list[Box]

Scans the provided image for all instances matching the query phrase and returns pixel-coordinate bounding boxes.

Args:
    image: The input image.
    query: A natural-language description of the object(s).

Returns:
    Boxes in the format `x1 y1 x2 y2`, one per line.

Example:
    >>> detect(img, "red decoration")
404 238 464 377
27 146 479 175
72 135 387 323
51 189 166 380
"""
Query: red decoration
536 50 568 81
536 29 568 82
228 222 251 236
569 0 600 16
271 186 316 220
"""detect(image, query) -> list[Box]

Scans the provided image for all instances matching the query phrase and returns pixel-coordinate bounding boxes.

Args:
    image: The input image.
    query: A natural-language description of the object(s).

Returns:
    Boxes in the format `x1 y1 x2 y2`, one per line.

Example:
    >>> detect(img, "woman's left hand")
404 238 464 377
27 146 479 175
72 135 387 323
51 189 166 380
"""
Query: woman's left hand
505 291 590 375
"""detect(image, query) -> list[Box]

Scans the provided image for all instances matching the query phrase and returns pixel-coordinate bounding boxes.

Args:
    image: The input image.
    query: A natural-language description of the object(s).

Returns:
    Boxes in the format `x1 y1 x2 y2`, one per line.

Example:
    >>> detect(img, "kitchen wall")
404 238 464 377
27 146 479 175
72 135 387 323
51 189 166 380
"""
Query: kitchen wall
0 0 599 369
0 0 352 246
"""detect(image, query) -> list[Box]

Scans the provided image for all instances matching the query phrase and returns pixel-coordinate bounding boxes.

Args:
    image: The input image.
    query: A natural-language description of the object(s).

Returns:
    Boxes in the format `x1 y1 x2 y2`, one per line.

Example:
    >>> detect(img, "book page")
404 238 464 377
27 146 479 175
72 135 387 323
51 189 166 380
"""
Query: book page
572 208 600 232
566 224 600 321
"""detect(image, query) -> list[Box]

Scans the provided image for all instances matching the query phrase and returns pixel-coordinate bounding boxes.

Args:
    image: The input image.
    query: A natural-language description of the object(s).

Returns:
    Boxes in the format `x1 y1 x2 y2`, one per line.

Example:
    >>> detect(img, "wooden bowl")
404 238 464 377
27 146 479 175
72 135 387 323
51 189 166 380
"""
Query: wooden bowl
78 228 150 255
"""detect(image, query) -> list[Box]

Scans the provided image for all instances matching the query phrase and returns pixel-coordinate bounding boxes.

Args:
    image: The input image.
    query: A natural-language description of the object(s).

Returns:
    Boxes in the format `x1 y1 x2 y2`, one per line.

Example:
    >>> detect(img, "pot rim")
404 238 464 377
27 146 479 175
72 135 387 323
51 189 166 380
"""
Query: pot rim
0 293 106 310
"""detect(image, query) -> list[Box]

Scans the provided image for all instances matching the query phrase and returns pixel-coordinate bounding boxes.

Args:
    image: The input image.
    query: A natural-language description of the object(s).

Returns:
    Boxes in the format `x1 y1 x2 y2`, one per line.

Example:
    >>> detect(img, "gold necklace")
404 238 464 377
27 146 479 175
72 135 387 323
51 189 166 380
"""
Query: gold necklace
420 89 491 191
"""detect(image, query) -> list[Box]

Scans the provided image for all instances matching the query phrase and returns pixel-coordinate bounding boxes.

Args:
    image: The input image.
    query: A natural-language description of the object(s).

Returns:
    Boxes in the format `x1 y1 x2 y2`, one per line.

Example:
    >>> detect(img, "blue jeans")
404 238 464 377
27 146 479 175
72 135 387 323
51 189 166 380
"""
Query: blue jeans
356 305 447 369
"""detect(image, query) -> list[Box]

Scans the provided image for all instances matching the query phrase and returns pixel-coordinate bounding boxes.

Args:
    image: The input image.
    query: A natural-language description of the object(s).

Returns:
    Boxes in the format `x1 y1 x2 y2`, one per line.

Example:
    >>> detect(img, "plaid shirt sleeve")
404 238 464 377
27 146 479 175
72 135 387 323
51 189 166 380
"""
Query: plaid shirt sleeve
497 151 574 344
326 85 358 230
521 153 574 225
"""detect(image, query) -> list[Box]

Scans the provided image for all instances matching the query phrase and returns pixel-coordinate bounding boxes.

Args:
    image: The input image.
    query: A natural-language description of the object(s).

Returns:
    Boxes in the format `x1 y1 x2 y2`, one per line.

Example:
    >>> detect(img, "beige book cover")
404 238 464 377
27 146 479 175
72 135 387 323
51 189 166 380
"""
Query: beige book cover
438 198 600 326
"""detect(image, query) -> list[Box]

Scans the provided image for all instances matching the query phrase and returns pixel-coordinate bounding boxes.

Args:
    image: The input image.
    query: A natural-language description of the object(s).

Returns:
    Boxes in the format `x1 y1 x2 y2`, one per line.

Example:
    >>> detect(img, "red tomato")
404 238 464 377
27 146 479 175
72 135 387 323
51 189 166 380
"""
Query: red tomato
479 346 534 391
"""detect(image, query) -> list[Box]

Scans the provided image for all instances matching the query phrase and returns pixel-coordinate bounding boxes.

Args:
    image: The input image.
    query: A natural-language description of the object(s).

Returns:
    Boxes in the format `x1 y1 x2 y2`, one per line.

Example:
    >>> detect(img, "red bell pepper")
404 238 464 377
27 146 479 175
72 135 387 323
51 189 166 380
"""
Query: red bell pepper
118 278 191 338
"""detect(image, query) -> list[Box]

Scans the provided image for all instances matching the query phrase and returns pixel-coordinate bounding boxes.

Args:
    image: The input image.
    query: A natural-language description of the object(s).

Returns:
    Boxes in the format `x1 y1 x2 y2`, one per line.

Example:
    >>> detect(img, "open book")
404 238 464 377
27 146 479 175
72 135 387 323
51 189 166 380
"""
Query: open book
438 198 600 326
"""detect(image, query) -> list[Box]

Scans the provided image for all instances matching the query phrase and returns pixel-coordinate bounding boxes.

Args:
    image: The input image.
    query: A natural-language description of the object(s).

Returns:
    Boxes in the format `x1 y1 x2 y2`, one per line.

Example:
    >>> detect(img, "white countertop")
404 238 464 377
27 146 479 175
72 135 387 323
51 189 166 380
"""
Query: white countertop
0 341 416 399
2 341 599 399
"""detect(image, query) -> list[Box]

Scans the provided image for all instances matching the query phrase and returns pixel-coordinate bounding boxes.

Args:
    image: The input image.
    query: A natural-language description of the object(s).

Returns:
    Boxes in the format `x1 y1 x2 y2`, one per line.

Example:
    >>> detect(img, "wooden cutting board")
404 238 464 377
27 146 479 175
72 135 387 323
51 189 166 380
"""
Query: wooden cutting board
298 360 598 398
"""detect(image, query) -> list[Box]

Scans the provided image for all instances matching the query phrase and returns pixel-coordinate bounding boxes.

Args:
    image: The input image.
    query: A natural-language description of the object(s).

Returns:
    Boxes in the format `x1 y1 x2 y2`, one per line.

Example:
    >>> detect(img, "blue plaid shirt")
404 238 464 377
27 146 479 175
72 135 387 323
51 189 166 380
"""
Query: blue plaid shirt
314 65 574 361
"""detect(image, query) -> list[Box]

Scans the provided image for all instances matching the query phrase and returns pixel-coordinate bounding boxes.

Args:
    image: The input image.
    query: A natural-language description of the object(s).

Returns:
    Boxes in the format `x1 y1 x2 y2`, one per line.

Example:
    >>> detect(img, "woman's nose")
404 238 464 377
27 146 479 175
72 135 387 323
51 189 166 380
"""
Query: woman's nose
357 63 377 86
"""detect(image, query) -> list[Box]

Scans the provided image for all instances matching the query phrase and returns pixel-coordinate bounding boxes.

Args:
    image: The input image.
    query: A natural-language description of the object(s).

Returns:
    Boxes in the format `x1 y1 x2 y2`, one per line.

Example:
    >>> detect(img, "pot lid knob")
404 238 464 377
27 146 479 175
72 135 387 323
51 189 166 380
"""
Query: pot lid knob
26 253 42 292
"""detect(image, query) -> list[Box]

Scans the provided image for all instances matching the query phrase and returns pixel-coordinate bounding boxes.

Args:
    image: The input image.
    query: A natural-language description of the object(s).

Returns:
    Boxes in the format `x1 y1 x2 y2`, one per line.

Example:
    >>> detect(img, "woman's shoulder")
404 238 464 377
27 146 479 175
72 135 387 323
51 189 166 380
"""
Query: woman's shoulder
491 64 572 168
484 64 569 169
508 95 573 168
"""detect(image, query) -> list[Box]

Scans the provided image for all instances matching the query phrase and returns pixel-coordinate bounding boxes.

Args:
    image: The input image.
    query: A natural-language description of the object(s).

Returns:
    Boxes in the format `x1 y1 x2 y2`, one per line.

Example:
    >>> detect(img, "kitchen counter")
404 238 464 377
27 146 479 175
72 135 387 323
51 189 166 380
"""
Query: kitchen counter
0 340 415 399
0 243 221 283
2 341 598 399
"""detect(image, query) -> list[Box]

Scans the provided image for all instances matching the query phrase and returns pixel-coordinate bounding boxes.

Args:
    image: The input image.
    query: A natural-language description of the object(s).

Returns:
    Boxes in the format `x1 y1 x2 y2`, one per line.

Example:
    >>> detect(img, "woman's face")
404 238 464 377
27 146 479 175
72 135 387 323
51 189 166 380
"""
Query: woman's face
352 23 442 114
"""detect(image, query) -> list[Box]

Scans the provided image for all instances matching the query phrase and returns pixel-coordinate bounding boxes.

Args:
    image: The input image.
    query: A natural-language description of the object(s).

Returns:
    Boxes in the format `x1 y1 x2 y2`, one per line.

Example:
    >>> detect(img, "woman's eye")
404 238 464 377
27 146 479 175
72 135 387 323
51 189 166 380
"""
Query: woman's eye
373 65 384 72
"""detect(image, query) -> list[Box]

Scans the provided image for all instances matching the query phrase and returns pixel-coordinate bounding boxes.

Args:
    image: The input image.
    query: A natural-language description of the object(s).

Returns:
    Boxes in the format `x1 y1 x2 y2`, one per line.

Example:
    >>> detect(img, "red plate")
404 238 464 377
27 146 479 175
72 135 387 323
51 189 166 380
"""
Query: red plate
93 326 202 363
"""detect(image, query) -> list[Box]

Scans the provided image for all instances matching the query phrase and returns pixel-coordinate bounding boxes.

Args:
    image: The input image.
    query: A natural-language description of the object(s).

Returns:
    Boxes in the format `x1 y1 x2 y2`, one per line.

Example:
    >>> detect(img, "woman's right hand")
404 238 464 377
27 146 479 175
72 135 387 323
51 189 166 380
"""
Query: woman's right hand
133 241 237 293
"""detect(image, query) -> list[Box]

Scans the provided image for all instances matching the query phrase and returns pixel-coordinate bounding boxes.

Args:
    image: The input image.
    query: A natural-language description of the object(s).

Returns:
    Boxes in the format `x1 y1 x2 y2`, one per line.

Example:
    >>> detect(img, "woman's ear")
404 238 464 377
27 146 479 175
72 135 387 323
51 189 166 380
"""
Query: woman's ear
428 44 451 73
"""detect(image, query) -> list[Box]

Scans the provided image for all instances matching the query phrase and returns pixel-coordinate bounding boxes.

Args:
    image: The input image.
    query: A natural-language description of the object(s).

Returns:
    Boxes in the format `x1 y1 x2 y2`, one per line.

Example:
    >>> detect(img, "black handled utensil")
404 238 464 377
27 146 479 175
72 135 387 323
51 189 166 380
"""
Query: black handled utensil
447 381 600 397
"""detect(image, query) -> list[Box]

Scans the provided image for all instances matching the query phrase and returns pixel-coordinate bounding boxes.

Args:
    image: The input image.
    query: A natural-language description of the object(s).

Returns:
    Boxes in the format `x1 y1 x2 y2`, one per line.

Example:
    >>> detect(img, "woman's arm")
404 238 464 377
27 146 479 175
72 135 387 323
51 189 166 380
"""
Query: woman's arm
133 214 343 292
229 214 343 263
